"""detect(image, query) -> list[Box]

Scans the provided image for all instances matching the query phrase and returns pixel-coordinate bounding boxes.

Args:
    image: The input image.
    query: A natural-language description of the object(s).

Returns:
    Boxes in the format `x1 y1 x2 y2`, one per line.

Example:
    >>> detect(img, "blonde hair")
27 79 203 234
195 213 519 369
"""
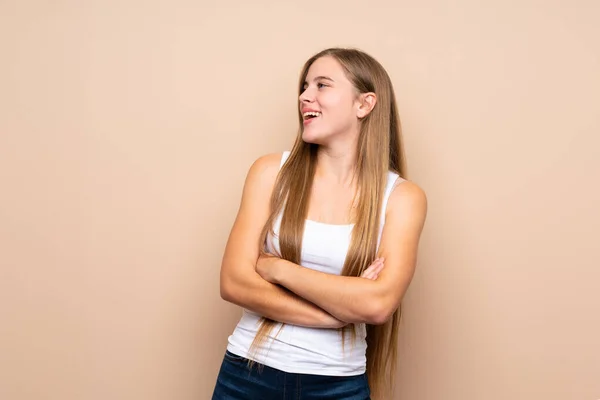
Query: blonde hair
252 48 406 399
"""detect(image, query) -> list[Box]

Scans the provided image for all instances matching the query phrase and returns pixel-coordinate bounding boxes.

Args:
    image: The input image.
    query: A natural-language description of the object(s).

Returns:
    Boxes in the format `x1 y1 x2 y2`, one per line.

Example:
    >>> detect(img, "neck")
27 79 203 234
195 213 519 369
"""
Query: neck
315 140 358 186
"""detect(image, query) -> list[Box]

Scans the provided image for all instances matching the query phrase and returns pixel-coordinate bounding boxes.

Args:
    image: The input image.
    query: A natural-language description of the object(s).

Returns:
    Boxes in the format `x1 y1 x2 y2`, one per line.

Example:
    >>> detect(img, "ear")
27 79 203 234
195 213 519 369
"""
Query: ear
356 92 377 118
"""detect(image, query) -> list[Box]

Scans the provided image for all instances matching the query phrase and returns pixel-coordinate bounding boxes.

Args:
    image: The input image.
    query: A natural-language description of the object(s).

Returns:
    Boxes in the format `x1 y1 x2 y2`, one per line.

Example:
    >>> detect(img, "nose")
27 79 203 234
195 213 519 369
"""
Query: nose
299 86 314 104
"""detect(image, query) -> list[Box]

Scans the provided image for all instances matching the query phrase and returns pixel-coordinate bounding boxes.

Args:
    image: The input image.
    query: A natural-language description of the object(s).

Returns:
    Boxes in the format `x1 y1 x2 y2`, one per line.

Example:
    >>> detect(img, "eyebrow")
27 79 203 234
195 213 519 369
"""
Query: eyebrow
304 76 335 84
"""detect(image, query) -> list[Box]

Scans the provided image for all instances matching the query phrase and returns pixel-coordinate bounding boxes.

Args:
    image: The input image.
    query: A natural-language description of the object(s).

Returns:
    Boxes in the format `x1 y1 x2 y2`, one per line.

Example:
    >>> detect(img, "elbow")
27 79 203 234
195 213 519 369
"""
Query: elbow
366 311 392 326
364 301 395 325
220 269 259 306
220 275 238 303
220 283 232 302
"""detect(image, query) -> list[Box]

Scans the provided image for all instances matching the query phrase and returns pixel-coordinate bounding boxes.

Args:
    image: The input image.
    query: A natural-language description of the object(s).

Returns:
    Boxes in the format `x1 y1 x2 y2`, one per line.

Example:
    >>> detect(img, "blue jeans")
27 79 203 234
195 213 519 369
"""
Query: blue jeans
212 351 371 400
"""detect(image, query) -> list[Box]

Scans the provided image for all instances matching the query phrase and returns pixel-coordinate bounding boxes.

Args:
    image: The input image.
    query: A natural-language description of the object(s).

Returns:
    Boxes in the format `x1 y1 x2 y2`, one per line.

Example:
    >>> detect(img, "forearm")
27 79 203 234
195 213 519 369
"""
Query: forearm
220 272 347 328
273 259 386 324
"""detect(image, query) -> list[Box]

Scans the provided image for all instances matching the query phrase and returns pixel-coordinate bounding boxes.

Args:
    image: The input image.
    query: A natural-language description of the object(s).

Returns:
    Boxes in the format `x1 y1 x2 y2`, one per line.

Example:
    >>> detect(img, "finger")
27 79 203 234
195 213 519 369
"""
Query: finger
364 264 382 279
362 262 377 273
361 266 377 279
363 263 381 277
364 272 377 280
370 263 385 280
361 268 374 279
362 258 386 278
369 258 381 266
369 261 383 273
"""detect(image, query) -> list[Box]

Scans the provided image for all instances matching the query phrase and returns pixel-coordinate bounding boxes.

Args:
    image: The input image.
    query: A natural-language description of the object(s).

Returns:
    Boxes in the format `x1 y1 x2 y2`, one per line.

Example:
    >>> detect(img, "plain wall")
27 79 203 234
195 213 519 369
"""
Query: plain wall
1 1 599 399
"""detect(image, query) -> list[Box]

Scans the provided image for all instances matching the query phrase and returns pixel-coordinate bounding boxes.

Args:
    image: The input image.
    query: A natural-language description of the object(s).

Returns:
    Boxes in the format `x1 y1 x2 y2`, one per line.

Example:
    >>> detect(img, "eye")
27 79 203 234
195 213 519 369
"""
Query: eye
317 82 328 89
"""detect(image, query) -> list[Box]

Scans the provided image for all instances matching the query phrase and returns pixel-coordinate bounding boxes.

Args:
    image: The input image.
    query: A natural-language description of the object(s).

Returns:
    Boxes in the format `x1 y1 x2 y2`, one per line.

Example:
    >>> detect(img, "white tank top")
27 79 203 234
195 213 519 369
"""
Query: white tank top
226 151 402 376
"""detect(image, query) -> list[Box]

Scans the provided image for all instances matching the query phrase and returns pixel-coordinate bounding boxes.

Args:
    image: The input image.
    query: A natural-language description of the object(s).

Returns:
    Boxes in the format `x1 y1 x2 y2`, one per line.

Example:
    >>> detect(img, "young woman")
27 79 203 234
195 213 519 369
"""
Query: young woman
212 48 427 400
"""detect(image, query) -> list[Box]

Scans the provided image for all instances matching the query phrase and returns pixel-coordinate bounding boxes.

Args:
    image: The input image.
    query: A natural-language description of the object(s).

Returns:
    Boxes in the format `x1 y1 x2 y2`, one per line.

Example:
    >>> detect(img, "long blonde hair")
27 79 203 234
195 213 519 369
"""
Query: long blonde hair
251 48 406 399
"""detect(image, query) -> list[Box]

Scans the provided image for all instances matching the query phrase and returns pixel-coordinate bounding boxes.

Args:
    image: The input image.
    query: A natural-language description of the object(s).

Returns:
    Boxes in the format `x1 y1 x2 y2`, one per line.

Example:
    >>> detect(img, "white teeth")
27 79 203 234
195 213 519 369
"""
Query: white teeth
303 111 321 118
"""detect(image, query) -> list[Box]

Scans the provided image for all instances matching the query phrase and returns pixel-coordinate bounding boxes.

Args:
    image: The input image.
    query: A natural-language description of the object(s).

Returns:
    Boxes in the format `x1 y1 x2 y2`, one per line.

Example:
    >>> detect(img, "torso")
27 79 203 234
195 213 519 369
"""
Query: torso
226 151 404 376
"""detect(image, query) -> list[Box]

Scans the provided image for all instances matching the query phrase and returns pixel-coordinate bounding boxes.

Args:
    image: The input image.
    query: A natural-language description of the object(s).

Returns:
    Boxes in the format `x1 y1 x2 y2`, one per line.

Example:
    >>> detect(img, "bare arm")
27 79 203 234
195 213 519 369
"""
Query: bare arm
257 180 428 325
219 153 346 328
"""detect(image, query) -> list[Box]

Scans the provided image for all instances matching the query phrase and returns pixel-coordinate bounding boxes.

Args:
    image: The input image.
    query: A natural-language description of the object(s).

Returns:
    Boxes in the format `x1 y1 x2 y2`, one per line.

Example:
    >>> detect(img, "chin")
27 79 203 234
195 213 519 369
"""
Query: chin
301 132 319 144
301 130 328 145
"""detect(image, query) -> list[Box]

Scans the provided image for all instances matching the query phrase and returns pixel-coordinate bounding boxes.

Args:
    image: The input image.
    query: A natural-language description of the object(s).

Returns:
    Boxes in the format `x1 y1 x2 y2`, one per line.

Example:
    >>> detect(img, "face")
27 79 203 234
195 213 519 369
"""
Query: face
299 56 362 145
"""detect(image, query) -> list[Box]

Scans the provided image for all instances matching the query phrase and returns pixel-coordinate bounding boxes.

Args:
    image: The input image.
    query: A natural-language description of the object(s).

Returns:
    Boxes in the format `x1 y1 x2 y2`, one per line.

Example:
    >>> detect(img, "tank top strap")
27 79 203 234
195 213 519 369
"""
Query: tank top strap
280 151 291 168
377 171 405 248
381 171 404 218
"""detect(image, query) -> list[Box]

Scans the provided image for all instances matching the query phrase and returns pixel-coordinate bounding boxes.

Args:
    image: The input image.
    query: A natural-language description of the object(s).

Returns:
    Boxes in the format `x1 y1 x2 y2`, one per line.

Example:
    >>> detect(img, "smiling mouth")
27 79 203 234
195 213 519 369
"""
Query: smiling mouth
302 111 322 120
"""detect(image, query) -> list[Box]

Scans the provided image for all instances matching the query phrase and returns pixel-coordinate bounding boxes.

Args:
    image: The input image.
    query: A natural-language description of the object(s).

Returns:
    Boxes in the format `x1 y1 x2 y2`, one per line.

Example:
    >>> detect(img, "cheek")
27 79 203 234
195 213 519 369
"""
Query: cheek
321 94 355 119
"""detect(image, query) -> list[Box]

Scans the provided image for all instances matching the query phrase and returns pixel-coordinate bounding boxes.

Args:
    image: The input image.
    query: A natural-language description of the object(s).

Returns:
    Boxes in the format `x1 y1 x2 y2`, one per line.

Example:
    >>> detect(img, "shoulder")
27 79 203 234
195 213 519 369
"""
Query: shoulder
244 151 285 189
248 151 283 175
386 179 428 224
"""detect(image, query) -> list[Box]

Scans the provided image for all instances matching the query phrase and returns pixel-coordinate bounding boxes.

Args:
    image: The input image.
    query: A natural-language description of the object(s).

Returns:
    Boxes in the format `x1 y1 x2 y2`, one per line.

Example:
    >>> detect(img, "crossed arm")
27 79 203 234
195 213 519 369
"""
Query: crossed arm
219 153 427 328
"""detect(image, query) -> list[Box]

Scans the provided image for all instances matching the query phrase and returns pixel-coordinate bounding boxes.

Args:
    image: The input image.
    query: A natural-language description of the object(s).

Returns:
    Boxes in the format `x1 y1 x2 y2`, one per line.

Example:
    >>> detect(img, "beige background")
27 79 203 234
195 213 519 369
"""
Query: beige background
1 1 599 399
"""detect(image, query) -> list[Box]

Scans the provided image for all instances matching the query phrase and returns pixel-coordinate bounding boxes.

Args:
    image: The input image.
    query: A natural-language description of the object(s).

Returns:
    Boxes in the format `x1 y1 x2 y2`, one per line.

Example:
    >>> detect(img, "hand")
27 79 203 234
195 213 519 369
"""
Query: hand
360 257 385 280
256 253 281 284
323 314 349 329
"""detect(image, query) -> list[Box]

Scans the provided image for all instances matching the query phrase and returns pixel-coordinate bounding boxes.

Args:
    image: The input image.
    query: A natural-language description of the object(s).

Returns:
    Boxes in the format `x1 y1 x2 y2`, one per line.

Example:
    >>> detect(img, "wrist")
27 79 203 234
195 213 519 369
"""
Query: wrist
273 258 292 285
323 314 347 329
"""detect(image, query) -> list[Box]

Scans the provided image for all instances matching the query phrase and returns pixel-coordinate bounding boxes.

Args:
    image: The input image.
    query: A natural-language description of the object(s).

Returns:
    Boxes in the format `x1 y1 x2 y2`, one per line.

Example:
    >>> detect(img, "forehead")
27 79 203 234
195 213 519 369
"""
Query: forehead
305 56 347 81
